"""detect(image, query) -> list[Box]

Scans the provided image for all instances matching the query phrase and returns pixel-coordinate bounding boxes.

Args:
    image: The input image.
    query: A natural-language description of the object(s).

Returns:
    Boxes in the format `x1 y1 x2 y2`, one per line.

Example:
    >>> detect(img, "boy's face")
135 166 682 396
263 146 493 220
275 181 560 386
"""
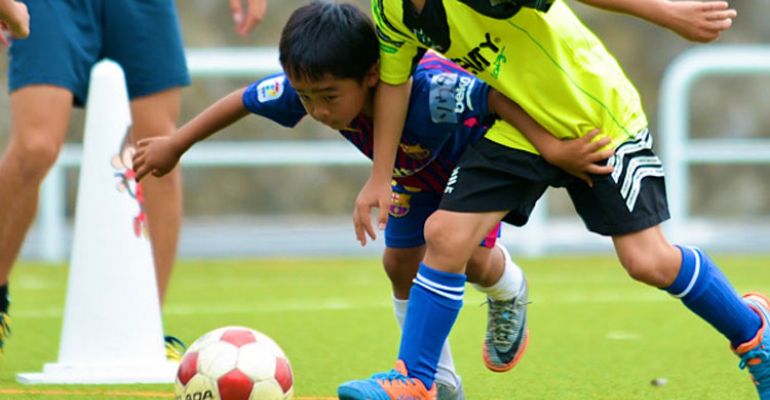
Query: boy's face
289 68 378 130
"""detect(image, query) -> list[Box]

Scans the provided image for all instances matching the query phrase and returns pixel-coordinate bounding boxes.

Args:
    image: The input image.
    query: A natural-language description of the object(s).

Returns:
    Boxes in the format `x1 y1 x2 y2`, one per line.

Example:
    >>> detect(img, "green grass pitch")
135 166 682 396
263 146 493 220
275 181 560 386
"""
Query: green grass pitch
2 254 770 399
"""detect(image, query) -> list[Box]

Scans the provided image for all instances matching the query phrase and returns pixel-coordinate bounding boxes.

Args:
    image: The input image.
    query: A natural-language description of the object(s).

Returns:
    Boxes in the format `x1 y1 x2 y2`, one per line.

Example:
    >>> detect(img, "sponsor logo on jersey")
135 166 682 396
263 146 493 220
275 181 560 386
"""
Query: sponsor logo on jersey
450 33 504 76
453 75 475 114
429 72 476 123
257 77 284 102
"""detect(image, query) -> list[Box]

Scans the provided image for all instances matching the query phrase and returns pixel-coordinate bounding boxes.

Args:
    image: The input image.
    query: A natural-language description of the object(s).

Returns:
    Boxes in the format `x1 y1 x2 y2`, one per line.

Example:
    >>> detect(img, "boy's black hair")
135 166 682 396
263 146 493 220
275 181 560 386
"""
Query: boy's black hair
279 1 379 83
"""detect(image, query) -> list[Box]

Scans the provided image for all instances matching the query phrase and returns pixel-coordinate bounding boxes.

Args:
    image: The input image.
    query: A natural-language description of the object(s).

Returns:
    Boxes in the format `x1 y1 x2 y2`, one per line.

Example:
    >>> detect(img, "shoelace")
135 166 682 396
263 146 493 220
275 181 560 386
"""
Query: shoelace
740 346 770 386
487 300 521 345
371 368 417 386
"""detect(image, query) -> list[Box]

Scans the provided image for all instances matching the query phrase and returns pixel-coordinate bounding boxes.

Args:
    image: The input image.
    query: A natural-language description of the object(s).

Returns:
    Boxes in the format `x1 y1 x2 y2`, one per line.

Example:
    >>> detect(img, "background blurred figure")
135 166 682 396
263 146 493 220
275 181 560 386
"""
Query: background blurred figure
0 0 28 45
231 0 268 37
0 0 265 361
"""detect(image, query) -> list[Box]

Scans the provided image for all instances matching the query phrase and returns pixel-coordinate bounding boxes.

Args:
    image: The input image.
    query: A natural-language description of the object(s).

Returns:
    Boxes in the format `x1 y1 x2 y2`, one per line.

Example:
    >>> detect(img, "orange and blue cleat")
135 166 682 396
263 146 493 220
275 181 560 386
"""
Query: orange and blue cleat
735 293 770 400
338 360 436 400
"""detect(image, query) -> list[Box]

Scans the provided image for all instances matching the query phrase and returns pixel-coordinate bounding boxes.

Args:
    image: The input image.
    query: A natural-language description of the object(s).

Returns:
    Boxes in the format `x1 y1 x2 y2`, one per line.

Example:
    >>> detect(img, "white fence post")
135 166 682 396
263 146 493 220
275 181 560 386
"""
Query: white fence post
659 45 770 241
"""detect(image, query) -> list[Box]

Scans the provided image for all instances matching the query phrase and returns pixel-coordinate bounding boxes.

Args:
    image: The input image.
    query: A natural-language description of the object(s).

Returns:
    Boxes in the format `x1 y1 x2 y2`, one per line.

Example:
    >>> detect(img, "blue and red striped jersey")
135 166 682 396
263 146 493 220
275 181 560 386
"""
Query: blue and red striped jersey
242 53 494 193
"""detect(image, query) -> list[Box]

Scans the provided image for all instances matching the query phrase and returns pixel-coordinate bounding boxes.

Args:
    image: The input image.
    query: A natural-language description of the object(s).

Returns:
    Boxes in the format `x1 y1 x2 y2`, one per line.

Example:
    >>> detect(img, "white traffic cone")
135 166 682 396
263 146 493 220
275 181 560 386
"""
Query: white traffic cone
17 60 177 384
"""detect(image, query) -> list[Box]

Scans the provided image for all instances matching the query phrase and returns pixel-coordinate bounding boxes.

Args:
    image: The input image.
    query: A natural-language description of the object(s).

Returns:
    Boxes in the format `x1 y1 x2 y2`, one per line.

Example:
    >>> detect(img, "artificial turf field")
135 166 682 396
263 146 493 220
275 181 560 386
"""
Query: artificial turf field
1 255 769 399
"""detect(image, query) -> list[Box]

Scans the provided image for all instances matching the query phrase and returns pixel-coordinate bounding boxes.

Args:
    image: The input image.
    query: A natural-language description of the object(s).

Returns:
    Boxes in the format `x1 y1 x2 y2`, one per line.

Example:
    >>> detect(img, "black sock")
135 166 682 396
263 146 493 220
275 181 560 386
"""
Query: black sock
0 284 9 314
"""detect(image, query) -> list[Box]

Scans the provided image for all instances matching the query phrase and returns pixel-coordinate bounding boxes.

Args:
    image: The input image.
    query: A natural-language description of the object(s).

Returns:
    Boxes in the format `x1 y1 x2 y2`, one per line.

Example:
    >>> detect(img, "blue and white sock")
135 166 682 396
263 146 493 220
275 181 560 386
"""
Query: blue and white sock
392 297 460 390
398 263 465 389
665 245 761 347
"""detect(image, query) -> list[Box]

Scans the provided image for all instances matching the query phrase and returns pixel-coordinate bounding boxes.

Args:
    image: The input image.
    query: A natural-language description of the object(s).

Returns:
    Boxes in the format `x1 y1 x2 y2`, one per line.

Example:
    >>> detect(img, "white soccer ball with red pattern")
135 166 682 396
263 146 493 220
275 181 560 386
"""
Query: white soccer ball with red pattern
175 326 294 400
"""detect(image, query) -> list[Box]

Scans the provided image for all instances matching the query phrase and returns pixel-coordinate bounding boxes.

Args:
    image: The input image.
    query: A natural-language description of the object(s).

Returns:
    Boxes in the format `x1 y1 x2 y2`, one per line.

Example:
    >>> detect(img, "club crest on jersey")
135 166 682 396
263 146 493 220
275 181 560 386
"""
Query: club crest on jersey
257 77 284 102
400 143 431 160
389 192 412 217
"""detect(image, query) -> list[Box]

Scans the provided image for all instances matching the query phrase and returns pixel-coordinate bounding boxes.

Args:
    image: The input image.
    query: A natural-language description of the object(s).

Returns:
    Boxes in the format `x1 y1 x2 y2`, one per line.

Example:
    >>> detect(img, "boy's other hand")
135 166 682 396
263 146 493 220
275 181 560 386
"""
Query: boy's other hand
543 129 614 187
665 1 736 42
353 177 391 246
230 0 266 36
132 136 184 181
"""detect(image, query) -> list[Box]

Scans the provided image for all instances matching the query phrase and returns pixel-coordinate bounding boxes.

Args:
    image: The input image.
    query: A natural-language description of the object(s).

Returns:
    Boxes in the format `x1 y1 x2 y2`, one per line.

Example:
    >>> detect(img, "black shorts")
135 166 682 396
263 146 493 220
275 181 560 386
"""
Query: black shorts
440 130 670 236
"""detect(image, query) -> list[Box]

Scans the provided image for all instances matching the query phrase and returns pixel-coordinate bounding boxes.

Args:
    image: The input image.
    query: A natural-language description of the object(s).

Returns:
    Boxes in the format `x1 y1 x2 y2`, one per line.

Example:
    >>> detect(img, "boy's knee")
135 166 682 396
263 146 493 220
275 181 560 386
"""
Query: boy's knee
618 250 679 288
382 253 417 295
424 213 470 253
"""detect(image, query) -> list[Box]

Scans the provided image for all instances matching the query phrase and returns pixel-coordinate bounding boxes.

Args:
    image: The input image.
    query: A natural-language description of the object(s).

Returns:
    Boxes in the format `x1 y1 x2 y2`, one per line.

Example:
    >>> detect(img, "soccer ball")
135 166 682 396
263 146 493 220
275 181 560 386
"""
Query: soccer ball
175 326 294 400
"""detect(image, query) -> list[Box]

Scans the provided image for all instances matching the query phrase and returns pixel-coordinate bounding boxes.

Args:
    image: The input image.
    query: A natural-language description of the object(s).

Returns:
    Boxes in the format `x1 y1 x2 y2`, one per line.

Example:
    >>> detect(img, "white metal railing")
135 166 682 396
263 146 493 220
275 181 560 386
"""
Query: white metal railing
659 45 770 238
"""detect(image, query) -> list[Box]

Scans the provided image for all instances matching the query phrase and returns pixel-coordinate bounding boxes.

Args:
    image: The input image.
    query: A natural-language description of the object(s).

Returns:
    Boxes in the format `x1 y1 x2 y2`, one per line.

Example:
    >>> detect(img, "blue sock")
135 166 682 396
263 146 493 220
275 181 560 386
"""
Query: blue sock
665 245 761 347
398 263 465 389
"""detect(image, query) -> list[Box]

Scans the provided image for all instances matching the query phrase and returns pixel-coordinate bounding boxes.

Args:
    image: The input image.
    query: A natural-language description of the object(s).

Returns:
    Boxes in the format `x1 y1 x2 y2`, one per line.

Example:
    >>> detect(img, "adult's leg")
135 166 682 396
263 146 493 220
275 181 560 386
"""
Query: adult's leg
129 88 182 305
0 86 73 284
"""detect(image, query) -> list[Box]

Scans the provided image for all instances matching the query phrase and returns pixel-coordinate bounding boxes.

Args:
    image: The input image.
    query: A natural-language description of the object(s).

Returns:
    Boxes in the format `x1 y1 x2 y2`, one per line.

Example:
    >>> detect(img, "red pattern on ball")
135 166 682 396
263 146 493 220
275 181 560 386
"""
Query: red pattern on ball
274 357 293 393
217 368 254 400
177 351 198 385
220 329 257 348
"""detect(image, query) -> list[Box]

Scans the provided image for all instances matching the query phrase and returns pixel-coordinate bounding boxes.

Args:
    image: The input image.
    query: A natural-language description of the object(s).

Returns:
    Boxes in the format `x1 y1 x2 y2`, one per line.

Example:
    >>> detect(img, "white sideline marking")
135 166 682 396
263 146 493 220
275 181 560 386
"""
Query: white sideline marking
10 291 675 319
12 299 391 319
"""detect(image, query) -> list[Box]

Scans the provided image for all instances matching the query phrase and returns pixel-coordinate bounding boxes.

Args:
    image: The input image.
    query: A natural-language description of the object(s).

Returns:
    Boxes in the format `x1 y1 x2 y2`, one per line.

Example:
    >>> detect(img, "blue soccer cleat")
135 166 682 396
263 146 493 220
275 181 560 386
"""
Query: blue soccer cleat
338 360 436 400
736 293 770 399
482 277 530 372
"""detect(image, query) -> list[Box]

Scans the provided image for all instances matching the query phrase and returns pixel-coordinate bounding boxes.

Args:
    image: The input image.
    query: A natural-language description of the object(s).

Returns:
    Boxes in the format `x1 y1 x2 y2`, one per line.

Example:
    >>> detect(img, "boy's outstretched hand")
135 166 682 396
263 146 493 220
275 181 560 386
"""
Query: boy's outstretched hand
542 129 614 187
132 136 184 181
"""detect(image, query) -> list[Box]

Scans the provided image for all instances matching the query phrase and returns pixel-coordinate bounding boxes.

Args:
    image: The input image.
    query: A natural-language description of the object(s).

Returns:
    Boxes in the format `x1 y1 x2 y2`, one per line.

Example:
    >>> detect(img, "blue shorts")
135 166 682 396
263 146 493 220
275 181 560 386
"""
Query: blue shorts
386 185 501 249
9 0 190 105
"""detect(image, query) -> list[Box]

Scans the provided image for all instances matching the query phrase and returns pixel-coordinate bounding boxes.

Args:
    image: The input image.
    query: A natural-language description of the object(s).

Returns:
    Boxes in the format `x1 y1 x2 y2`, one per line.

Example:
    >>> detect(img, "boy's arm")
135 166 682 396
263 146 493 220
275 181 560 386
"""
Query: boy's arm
133 88 250 181
487 89 614 186
577 0 736 42
0 0 28 46
354 80 412 245
356 0 427 245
